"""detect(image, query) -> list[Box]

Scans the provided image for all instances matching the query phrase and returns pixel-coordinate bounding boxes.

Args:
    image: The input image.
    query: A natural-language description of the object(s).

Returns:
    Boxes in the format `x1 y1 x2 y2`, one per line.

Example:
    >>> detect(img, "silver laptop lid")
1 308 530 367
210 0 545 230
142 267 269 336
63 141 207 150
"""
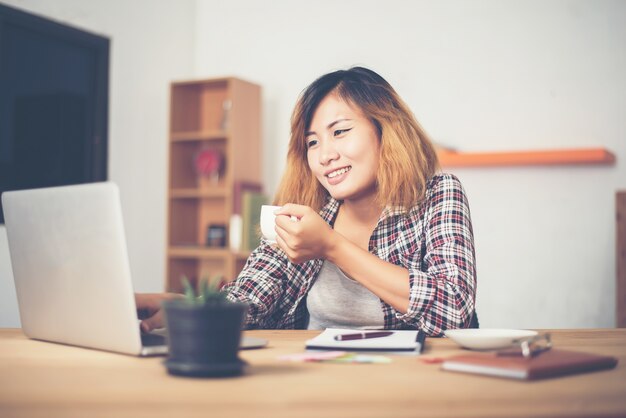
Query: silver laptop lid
2 182 143 355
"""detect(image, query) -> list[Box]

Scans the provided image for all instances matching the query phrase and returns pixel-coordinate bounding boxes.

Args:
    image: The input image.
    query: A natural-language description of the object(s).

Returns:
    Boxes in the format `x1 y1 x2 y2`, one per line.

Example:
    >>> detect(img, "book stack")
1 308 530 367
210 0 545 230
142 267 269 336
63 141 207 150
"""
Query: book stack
229 181 266 252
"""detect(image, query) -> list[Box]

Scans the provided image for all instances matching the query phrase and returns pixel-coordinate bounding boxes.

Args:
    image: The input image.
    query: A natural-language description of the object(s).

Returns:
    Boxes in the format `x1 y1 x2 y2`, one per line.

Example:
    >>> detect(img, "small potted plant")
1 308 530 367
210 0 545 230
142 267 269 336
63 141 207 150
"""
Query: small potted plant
162 276 248 377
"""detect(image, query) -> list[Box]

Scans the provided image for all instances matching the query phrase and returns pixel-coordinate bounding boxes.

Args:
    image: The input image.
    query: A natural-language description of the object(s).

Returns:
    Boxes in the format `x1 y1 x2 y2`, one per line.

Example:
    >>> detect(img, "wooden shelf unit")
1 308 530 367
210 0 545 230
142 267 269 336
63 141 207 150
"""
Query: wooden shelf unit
438 147 615 168
618 191 626 328
166 77 261 293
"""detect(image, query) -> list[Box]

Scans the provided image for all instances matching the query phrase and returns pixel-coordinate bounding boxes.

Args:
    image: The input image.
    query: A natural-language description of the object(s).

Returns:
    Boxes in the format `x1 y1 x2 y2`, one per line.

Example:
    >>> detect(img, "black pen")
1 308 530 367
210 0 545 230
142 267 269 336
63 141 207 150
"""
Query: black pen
334 331 394 341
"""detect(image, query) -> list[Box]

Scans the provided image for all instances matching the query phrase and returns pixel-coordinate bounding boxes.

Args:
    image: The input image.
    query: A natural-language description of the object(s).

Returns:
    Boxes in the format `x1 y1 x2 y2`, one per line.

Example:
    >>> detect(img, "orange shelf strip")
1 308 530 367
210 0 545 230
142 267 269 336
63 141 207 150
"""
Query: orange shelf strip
437 148 615 167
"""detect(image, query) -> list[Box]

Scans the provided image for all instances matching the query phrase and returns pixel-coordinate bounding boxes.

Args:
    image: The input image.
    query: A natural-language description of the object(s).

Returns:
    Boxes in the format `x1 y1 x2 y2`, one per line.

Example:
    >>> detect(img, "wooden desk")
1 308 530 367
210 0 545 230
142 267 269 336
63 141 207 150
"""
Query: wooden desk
1 329 625 418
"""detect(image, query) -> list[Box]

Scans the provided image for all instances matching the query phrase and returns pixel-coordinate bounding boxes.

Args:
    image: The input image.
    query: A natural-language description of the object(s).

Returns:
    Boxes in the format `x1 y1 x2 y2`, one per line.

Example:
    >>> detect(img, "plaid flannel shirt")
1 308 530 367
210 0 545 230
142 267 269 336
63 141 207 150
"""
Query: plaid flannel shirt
224 173 477 336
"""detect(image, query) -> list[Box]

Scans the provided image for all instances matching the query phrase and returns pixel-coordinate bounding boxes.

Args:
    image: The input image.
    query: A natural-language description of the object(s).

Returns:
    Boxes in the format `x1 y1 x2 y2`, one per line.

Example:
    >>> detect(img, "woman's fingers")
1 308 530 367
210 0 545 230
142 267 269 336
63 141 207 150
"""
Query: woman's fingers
136 293 184 332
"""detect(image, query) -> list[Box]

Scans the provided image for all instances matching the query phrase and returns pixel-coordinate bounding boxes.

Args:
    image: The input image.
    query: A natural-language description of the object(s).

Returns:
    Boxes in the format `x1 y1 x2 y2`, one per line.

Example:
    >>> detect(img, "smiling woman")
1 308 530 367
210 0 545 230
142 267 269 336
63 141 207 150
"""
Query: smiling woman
137 67 478 336
221 67 478 335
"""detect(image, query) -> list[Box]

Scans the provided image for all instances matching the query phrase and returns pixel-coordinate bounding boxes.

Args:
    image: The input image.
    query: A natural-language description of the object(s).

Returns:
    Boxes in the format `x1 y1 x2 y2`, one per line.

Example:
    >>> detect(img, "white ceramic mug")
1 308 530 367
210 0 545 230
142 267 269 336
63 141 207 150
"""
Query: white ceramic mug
260 205 281 243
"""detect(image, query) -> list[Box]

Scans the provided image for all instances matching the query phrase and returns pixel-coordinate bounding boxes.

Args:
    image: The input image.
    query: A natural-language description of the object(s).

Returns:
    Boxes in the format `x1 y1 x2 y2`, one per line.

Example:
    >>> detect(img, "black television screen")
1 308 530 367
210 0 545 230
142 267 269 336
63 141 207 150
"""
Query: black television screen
0 3 109 223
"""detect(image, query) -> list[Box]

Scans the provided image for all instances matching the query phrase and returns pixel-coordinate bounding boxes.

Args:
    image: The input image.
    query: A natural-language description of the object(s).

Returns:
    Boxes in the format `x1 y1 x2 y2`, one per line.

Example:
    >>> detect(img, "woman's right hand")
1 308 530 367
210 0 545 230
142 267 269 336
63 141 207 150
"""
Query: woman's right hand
135 293 183 333
274 204 335 264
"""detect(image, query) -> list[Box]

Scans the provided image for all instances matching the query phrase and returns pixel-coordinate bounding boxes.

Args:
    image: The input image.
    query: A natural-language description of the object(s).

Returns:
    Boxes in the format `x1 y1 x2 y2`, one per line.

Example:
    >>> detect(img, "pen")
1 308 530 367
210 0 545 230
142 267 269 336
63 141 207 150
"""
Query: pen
334 331 394 341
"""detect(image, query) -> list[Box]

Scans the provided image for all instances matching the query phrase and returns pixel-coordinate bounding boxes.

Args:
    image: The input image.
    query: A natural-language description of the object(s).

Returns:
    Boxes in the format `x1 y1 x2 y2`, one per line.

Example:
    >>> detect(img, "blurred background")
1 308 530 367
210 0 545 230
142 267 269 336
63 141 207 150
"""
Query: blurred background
0 0 624 329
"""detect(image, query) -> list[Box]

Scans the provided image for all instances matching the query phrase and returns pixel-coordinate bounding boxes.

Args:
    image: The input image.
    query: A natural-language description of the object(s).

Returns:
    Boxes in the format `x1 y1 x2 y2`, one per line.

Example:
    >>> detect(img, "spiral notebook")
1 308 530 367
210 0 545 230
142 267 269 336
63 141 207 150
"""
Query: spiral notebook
305 328 425 353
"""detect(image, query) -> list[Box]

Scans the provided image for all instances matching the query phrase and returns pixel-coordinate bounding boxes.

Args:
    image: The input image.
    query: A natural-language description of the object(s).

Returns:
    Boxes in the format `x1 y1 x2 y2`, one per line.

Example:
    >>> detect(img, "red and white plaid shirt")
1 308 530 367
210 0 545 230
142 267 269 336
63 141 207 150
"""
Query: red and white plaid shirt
224 173 477 336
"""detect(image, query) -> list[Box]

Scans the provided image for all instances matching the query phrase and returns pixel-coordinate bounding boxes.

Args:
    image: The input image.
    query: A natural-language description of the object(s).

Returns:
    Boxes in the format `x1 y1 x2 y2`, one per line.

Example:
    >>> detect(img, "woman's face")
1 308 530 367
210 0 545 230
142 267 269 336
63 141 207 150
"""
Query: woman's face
306 93 380 204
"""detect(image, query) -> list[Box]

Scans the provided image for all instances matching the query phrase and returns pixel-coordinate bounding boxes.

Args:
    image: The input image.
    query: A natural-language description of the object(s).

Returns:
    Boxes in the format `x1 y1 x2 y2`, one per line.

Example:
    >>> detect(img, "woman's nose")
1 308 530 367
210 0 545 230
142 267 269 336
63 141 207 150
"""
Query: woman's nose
319 139 339 165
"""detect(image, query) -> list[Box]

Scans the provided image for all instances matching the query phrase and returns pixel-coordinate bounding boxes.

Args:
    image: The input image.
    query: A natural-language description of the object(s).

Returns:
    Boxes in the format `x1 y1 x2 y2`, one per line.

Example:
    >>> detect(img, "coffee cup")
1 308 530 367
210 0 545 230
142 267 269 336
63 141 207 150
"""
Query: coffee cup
260 205 281 243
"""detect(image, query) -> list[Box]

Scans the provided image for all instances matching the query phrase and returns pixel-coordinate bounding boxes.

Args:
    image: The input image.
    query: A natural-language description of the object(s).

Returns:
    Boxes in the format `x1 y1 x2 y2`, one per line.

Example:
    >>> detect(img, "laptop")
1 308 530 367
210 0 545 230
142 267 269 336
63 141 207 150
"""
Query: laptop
2 182 267 356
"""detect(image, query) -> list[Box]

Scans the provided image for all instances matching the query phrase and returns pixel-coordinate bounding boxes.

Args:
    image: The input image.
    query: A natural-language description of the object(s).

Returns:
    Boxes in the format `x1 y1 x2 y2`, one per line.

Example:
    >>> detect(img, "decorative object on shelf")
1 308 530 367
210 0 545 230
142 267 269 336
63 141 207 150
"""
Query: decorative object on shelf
206 224 227 247
194 148 224 184
163 276 248 378
220 99 232 131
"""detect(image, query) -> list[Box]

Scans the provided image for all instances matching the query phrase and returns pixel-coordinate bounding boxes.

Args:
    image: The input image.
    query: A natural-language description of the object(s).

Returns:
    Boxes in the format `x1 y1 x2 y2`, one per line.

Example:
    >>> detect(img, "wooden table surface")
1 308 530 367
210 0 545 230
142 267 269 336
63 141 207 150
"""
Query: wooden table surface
1 328 625 418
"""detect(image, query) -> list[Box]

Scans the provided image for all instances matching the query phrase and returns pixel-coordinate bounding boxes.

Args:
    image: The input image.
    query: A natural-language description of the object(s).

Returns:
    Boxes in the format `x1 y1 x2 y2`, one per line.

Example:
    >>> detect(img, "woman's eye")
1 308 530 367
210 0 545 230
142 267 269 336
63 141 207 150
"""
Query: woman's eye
306 139 318 148
334 128 352 137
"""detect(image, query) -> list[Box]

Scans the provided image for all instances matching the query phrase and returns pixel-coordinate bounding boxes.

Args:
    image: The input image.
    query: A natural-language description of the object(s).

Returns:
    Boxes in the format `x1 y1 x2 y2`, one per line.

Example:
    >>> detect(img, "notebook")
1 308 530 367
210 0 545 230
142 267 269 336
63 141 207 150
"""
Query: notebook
305 328 425 353
2 182 267 356
441 349 618 380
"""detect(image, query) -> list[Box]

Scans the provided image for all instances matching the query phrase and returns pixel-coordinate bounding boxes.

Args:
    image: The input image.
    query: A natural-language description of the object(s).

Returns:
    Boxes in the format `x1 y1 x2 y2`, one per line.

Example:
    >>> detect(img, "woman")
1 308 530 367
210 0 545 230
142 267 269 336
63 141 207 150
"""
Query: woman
139 67 477 336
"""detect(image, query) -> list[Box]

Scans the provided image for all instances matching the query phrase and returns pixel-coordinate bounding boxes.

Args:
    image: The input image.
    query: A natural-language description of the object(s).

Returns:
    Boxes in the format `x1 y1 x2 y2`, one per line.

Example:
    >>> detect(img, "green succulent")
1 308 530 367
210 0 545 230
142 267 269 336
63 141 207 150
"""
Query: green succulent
181 275 227 304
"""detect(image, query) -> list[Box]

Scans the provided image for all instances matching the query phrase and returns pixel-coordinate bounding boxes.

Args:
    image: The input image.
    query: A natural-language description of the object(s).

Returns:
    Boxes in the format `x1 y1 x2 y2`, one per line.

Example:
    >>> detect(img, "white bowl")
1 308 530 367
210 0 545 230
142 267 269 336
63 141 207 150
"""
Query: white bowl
444 329 538 350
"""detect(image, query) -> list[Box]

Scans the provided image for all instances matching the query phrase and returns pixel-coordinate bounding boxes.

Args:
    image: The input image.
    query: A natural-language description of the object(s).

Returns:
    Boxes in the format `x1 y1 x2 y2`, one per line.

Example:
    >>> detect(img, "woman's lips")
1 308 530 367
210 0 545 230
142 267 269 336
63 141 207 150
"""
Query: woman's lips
326 166 351 186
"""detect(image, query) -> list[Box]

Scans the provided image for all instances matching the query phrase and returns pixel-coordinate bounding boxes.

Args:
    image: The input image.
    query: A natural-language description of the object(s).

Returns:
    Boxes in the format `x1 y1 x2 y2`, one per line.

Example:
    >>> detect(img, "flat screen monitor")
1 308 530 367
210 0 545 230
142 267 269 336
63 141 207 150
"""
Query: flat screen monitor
0 3 109 223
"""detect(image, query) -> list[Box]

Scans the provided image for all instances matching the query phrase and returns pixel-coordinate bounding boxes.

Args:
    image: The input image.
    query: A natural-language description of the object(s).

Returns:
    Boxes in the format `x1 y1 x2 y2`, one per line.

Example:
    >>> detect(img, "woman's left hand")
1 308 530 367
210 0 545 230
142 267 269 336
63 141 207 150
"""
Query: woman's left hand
274 204 334 264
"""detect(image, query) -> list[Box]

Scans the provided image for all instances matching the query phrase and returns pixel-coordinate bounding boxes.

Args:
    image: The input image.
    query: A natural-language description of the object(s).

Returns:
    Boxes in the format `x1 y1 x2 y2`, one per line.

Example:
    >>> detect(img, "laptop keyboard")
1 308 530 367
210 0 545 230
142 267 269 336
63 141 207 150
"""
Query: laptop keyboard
141 332 167 347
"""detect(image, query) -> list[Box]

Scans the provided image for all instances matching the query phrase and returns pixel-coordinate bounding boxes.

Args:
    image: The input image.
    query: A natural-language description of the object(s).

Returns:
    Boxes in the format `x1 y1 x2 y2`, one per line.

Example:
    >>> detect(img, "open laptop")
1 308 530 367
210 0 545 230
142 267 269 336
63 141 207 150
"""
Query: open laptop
2 182 267 356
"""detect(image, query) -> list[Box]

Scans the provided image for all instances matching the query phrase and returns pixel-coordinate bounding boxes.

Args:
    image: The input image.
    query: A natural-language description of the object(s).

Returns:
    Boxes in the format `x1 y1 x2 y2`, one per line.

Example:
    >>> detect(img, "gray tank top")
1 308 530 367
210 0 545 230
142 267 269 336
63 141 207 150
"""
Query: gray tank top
306 260 385 330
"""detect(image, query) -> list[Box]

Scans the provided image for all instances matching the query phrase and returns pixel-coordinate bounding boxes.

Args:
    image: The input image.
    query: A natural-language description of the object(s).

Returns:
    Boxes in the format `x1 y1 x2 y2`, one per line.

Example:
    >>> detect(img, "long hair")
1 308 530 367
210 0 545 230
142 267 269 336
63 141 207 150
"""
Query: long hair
274 67 439 211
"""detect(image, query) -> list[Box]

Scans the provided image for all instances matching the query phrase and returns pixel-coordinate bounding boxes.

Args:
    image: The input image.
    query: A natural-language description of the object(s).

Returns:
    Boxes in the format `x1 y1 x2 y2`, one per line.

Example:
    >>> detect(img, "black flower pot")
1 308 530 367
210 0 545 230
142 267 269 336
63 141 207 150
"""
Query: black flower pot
162 300 248 377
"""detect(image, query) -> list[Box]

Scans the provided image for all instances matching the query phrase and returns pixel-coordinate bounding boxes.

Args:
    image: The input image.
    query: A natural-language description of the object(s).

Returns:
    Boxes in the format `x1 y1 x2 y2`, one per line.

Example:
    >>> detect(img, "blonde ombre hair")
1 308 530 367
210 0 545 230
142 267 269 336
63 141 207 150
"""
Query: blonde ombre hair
274 67 439 211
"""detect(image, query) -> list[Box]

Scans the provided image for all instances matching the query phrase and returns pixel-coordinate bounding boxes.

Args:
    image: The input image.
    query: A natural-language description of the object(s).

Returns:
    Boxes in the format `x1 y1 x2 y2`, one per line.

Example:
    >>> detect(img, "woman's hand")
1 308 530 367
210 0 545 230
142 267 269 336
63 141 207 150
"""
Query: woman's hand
274 204 334 264
135 293 183 333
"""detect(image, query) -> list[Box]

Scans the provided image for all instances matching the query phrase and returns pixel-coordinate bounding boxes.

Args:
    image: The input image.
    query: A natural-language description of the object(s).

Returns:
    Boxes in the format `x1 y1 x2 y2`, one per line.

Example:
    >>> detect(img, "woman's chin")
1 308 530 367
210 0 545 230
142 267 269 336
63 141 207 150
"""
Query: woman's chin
327 189 377 204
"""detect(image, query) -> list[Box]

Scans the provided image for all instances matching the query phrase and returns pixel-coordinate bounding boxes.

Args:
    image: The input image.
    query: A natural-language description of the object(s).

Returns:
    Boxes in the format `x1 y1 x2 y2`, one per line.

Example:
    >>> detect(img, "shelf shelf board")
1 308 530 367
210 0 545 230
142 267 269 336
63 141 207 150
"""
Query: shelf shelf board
168 246 242 259
170 131 227 142
170 188 229 199
169 246 226 258
171 77 231 87
437 147 616 167
168 246 251 260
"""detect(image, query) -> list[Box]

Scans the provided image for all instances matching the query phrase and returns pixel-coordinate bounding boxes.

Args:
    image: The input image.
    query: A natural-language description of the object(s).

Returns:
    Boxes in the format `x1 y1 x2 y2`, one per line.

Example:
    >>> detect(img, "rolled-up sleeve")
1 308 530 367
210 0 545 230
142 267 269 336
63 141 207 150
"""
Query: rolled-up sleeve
395 175 477 335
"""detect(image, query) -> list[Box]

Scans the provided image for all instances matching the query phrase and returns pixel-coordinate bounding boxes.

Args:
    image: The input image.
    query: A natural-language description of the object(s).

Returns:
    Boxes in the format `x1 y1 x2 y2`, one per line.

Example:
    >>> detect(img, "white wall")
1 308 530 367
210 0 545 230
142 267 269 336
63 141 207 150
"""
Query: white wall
0 0 196 327
193 0 626 328
1 0 624 329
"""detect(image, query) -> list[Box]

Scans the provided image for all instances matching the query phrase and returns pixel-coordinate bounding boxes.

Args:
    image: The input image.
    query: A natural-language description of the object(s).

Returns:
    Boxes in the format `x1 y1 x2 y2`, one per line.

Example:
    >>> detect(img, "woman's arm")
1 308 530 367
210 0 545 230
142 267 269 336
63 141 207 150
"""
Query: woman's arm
222 240 290 329
275 175 477 335
389 175 477 334
273 202 412 314
135 241 291 332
